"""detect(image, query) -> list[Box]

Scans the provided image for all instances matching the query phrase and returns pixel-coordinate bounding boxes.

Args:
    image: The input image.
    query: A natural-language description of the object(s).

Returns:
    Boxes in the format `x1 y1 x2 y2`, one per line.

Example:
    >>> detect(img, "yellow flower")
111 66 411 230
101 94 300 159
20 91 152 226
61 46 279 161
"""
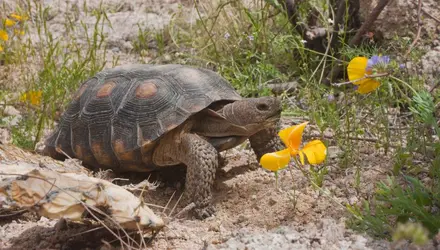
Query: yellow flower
20 91 43 106
10 13 28 21
259 122 327 171
14 29 25 36
260 148 291 172
347 56 380 94
5 18 16 27
0 30 8 41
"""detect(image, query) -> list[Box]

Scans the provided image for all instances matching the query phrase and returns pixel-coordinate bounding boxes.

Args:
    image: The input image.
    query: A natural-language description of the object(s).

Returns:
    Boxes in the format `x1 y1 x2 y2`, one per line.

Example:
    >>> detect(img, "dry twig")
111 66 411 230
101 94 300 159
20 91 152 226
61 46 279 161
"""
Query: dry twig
422 8 440 23
404 0 423 57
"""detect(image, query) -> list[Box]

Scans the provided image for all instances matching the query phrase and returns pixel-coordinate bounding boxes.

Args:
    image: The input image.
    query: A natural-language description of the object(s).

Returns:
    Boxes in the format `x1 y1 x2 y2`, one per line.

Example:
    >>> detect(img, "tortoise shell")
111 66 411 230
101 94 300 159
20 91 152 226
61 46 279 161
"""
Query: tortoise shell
44 64 242 171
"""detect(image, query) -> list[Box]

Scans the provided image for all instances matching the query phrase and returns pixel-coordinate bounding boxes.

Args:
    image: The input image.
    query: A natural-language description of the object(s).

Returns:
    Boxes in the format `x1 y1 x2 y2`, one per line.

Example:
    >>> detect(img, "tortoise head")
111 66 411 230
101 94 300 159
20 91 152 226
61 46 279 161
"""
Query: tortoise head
218 96 282 134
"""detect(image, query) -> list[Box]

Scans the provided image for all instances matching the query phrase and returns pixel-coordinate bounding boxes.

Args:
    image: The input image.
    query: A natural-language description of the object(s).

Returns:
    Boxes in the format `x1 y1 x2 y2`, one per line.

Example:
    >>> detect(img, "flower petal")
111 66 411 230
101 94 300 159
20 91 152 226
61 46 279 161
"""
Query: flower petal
10 14 27 21
367 55 379 69
356 79 380 94
30 91 42 105
14 29 25 36
0 30 8 41
259 148 291 172
352 78 372 86
347 57 368 82
278 122 308 154
0 45 3 52
5 18 16 27
20 91 42 106
299 140 327 165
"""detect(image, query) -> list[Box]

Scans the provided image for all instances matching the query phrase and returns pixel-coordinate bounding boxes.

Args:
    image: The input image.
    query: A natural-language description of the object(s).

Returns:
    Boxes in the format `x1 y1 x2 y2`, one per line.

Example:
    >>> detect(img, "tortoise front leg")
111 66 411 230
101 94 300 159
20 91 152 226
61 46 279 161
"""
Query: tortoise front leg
177 133 218 219
249 127 284 162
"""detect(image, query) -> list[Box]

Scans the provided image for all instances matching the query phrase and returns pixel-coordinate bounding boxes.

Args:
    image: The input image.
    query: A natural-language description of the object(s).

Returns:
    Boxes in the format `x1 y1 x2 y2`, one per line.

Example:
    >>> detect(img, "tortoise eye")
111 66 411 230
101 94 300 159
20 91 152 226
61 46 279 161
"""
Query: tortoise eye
257 103 269 111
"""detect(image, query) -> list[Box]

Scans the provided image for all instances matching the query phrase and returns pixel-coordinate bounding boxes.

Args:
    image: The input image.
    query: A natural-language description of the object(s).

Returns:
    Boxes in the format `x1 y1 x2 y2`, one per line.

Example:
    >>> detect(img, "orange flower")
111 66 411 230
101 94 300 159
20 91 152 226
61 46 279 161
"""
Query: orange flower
259 122 327 172
20 91 43 106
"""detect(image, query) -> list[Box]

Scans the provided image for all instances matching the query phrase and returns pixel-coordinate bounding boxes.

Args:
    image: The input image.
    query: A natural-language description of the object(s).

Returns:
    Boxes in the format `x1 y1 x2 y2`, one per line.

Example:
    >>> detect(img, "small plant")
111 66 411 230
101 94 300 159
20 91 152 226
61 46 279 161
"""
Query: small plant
168 0 300 97
393 221 431 246
3 1 116 149
347 174 440 240
343 54 440 243
0 12 28 64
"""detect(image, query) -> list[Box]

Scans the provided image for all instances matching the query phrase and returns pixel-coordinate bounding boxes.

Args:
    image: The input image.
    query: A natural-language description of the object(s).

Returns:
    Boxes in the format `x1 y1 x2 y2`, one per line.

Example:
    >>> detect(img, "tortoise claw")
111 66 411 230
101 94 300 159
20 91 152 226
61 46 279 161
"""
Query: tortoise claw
194 205 216 219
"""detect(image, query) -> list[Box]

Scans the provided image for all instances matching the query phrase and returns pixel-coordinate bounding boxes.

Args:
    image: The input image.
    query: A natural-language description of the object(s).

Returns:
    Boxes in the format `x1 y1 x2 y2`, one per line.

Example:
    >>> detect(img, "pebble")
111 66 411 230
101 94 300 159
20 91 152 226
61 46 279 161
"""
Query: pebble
3 106 20 116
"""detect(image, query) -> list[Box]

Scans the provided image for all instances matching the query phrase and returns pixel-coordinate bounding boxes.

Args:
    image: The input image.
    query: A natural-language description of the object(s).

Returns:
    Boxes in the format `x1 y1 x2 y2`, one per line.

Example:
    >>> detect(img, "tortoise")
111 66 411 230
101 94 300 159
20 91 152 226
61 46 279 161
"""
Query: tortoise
43 64 283 218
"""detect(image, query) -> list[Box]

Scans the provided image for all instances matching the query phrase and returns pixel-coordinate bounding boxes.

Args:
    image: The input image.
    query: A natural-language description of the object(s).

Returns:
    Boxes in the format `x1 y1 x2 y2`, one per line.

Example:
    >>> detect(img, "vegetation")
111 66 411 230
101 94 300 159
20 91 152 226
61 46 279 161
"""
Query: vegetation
1 0 439 246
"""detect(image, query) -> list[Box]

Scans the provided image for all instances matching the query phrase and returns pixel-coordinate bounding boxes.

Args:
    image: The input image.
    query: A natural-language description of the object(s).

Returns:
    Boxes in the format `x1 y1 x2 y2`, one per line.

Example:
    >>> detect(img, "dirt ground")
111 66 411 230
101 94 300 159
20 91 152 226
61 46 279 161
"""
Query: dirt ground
0 116 392 250
1 0 439 249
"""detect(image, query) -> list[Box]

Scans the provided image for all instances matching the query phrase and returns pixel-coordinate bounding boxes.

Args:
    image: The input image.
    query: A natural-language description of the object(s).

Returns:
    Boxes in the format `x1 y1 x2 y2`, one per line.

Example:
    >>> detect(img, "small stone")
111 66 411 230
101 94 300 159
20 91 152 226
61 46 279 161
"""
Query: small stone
235 215 247 224
268 197 277 206
208 222 220 232
111 47 120 53
163 54 172 62
122 41 133 52
284 232 300 243
251 195 257 200
54 218 67 232
39 216 50 223
311 240 321 248
3 106 20 116
7 115 22 126
0 128 11 144
327 146 342 159
348 196 358 205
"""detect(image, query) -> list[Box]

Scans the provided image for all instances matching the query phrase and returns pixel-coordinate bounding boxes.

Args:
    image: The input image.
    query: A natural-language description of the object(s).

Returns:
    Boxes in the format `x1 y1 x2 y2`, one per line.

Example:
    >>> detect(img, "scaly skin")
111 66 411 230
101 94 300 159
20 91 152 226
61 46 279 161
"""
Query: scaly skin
178 133 218 218
249 125 285 162
154 129 218 219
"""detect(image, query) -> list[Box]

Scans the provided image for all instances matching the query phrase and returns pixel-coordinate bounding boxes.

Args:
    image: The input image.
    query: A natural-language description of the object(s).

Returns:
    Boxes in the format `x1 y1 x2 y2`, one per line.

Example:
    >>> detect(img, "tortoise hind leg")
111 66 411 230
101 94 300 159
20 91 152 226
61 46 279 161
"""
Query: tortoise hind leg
249 127 284 162
154 132 218 219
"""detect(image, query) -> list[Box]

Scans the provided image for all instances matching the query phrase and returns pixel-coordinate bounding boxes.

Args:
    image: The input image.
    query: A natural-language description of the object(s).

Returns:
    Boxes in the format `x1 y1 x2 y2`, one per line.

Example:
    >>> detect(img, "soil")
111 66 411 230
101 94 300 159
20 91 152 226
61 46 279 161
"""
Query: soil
1 0 439 249
0 117 392 250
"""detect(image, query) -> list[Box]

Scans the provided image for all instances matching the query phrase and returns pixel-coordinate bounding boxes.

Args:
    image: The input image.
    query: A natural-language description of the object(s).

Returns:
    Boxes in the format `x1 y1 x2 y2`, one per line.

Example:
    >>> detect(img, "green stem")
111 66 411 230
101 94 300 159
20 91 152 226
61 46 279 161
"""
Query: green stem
194 0 220 61
389 75 418 95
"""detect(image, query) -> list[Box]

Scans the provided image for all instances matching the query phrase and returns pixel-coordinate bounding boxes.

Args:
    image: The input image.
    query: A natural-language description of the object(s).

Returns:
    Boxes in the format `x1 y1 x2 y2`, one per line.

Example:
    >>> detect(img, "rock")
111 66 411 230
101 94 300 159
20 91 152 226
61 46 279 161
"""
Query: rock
3 115 22 127
3 106 20 116
0 128 11 145
122 41 133 52
359 0 439 40
327 146 343 159
421 46 440 85
210 219 389 250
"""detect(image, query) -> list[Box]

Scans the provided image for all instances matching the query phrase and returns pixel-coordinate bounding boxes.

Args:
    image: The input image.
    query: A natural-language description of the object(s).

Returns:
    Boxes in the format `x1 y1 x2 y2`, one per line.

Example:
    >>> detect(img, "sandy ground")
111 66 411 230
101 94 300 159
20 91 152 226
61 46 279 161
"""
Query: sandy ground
0 117 392 250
